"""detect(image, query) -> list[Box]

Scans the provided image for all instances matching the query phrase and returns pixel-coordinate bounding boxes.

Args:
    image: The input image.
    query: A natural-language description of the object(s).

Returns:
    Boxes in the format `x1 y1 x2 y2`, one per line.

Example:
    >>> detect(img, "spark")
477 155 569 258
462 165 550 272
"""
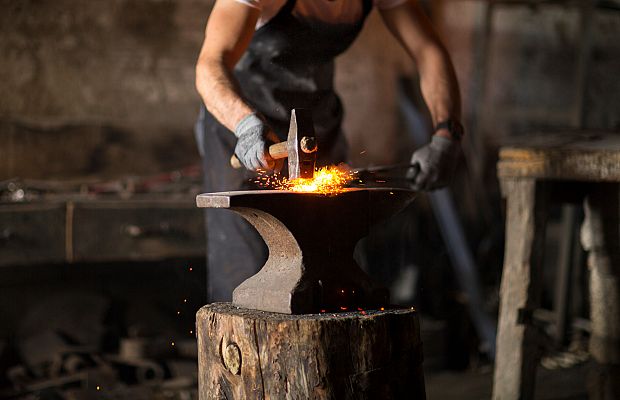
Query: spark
96 386 101 391
253 165 356 195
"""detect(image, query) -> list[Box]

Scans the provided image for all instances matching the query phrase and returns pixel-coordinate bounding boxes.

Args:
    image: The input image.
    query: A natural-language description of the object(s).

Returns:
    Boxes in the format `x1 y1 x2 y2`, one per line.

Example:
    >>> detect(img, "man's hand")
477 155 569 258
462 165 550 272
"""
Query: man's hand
408 135 460 191
234 113 279 171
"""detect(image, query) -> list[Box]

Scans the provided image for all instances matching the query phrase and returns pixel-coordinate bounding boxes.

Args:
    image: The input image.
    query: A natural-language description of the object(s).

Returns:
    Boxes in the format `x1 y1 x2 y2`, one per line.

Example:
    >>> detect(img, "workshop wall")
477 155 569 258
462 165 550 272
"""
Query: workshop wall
336 12 413 167
437 1 620 143
0 0 211 179
433 1 620 220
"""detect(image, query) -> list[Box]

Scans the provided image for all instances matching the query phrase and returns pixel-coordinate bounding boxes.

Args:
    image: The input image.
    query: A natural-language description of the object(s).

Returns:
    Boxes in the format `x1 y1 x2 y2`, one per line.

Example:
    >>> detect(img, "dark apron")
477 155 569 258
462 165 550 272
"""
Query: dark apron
195 0 373 301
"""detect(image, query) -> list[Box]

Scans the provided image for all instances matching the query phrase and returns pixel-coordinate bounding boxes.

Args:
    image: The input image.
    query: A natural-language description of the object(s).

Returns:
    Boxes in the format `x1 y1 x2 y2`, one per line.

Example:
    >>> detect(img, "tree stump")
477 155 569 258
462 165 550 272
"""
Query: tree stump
196 303 425 400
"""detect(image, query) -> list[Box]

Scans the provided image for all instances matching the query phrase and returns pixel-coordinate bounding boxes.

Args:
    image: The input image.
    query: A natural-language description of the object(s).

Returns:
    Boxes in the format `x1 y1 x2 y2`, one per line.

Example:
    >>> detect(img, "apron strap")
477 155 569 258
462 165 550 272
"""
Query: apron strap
279 0 297 16
362 0 373 16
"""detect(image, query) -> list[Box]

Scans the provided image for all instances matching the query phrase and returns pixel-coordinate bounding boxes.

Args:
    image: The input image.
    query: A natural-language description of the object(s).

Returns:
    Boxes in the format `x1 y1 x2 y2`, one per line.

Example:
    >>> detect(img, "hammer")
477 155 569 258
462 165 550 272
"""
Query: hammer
230 109 318 179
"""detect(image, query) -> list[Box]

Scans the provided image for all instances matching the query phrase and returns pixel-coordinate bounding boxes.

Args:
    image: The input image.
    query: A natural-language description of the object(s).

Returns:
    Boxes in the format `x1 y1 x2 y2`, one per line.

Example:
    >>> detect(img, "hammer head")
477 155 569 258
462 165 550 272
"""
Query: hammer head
287 109 317 179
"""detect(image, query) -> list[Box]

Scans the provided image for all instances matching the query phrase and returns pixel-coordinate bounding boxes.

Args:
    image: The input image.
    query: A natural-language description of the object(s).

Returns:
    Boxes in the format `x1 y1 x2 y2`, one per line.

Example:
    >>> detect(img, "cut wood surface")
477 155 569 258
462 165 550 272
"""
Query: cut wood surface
196 302 425 400
497 132 620 181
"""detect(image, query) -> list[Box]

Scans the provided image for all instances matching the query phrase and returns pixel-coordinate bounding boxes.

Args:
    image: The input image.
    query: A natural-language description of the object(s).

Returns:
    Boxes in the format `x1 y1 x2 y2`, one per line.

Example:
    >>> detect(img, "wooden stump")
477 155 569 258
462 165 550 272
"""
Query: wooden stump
196 303 425 400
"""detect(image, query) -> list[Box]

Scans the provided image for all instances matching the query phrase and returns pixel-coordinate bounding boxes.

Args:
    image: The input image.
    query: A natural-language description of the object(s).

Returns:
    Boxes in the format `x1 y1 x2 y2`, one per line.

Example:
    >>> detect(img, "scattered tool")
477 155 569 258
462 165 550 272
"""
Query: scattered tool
230 109 318 179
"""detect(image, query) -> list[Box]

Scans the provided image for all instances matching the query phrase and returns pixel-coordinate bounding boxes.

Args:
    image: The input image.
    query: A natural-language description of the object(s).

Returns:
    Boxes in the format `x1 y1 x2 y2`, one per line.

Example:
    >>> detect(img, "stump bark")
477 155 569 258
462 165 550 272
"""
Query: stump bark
196 303 425 400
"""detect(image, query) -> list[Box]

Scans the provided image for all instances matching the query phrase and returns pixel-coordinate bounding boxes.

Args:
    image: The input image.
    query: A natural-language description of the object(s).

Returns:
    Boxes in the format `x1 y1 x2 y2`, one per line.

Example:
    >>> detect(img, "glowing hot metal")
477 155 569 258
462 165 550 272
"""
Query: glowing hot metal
254 165 356 195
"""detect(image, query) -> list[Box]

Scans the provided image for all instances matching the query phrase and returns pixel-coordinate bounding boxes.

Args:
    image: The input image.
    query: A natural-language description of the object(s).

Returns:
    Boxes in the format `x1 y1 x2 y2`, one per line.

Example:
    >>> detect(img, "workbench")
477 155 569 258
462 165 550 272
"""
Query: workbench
0 171 205 267
494 132 620 399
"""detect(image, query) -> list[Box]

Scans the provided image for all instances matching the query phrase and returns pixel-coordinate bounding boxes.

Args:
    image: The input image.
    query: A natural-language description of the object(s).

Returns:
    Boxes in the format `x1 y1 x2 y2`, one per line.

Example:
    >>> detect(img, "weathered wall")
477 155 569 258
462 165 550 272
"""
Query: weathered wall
0 0 206 127
0 0 211 179
336 11 413 166
437 1 620 142
430 1 620 204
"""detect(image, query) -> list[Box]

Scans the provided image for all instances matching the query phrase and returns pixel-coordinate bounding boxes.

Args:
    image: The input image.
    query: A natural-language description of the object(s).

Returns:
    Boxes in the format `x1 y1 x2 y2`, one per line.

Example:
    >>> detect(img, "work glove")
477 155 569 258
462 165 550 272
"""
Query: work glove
234 113 279 171
408 135 460 191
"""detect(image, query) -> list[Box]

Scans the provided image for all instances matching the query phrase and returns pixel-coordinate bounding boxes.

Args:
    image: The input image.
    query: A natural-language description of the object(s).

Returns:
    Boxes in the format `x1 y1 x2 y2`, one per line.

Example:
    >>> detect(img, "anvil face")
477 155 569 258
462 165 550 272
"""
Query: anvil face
196 188 416 314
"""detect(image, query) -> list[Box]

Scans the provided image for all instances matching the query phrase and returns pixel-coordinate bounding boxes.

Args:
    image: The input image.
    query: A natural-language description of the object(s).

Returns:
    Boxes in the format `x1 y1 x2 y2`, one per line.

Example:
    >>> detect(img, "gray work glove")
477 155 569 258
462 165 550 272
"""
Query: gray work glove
234 113 278 171
408 135 460 191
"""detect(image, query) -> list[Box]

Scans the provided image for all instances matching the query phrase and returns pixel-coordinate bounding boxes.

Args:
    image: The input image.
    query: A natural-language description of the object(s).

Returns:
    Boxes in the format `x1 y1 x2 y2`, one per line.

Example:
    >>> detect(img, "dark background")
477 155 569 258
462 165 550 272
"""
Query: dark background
1 0 619 399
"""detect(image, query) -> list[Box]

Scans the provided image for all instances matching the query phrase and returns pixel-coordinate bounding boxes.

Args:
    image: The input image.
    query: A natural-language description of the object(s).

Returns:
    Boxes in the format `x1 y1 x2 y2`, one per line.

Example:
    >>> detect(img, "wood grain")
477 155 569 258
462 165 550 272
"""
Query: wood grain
498 133 620 181
493 179 549 400
197 303 425 400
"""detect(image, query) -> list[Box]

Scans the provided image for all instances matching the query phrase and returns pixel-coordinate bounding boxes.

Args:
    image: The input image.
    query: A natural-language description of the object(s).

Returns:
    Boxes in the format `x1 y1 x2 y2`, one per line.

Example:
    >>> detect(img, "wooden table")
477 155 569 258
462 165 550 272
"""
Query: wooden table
494 132 620 400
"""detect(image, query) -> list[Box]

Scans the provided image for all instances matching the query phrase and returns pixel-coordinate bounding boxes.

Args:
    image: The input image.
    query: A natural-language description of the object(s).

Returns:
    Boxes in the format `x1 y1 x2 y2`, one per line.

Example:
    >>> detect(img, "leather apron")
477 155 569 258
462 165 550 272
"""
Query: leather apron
195 0 373 301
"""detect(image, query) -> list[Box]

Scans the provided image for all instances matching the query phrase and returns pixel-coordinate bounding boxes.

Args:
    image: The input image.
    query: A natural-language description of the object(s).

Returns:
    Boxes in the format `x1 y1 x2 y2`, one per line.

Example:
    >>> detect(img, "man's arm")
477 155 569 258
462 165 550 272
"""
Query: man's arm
195 0 259 132
380 1 462 190
196 1 279 171
379 0 461 139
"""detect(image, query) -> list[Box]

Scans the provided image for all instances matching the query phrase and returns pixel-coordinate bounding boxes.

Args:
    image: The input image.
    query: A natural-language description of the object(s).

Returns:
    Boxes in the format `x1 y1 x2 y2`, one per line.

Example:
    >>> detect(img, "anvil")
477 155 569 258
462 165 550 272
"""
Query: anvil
196 188 416 314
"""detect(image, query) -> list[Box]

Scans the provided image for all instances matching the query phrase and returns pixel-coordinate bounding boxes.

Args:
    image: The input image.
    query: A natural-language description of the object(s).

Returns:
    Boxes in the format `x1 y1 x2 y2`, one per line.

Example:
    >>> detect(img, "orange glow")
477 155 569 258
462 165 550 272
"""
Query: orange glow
254 165 355 195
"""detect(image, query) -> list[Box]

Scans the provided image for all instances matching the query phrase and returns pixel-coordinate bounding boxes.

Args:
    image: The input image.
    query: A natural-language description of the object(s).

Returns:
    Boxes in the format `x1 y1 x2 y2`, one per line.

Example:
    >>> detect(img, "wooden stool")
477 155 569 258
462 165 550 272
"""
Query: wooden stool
494 133 620 400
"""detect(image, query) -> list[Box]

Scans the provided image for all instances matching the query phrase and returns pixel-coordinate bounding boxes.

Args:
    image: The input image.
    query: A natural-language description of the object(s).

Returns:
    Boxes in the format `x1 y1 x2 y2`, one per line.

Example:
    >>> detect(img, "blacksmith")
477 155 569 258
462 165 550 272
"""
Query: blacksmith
194 0 463 301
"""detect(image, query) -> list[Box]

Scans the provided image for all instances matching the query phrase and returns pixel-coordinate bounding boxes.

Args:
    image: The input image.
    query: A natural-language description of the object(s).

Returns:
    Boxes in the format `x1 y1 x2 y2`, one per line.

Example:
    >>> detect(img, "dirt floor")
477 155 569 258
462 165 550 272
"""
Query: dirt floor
426 361 590 400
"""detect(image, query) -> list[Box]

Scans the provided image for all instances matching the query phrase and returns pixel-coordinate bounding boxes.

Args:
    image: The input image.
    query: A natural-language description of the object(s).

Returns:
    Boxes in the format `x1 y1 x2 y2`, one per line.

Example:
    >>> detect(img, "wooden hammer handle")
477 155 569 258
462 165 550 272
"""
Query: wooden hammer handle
230 141 288 169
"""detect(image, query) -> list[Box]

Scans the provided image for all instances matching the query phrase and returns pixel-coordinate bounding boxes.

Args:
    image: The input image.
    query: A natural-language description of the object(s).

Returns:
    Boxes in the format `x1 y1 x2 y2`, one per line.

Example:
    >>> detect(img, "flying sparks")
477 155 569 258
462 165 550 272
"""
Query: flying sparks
254 165 355 195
